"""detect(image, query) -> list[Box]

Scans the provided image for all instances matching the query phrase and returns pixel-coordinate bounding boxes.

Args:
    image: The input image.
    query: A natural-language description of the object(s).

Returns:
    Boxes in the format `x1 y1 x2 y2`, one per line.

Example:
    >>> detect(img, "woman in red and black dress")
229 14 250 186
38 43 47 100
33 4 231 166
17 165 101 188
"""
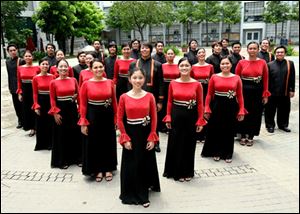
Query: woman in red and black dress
201 56 246 163
78 59 118 182
32 57 55 150
160 48 180 133
113 42 136 101
48 59 82 169
163 57 206 182
235 42 270 146
191 48 214 143
49 50 74 78
79 52 106 88
118 67 160 208
17 50 40 136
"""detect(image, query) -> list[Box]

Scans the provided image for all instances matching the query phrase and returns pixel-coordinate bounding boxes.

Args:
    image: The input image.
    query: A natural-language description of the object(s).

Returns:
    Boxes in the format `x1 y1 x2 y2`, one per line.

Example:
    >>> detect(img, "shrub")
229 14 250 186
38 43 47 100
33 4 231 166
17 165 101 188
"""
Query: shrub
32 51 47 62
286 45 296 56
163 45 180 56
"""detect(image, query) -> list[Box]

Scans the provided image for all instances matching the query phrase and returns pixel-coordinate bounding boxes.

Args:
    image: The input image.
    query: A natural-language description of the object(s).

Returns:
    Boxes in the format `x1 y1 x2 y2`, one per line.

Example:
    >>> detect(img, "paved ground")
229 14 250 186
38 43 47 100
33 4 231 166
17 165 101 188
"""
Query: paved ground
1 50 299 213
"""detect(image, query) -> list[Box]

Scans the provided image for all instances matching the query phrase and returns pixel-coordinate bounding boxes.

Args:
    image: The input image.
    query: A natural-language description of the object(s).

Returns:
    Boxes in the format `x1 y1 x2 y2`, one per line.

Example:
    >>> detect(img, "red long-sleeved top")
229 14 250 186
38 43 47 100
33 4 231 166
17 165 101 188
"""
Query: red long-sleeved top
191 64 214 81
204 74 247 116
79 69 107 88
16 65 40 94
162 81 207 126
113 58 136 84
78 79 117 126
49 66 74 78
162 63 180 80
48 77 79 115
32 74 55 110
117 92 159 145
235 59 271 97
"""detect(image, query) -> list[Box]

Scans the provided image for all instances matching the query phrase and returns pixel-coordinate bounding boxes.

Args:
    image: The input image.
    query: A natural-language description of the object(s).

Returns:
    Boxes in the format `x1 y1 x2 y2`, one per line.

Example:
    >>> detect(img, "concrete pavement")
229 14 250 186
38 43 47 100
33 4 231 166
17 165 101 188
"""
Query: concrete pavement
1 52 299 212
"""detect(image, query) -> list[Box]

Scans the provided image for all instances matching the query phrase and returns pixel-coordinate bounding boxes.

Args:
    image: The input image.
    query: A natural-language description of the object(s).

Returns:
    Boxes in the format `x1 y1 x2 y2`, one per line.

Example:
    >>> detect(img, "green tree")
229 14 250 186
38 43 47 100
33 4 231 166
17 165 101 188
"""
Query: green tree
203 1 222 46
1 1 29 58
105 2 124 43
32 1 77 54
222 1 241 42
159 2 178 45
70 1 105 55
289 1 299 21
263 1 290 44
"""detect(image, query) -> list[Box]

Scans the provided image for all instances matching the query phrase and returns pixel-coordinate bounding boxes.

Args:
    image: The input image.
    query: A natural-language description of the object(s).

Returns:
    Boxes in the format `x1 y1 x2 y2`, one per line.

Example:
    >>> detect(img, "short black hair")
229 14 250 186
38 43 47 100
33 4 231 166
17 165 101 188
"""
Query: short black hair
77 51 86 59
7 44 18 51
155 41 164 47
178 57 191 66
274 45 287 53
231 41 242 47
188 39 198 48
39 57 49 65
129 67 145 78
220 55 233 64
46 43 56 51
141 42 153 53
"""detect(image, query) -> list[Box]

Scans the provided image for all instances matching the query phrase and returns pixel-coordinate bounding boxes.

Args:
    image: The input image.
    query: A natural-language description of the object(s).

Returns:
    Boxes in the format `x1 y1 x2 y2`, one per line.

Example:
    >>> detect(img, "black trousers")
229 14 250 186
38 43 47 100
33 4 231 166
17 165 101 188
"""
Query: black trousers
11 93 23 125
264 96 291 129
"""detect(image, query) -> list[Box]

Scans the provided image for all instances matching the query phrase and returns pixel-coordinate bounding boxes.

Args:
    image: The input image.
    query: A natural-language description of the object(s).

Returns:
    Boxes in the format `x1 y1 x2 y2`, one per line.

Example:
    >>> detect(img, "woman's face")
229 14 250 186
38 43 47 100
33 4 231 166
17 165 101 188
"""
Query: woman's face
178 60 191 77
92 61 105 78
213 44 222 54
57 60 69 78
85 54 94 67
24 52 33 64
166 49 175 62
40 60 49 72
197 49 206 60
129 70 145 89
56 51 65 61
190 41 198 50
78 53 86 64
132 41 140 50
247 43 259 56
122 46 131 58
220 58 232 73
141 45 151 58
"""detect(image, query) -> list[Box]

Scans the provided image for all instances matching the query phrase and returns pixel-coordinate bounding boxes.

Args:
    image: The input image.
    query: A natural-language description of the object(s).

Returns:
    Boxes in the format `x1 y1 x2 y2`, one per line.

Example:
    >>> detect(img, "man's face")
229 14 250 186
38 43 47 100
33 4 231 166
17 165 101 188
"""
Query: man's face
109 46 117 55
93 41 101 51
275 48 286 61
156 43 164 54
232 44 241 54
8 46 18 58
46 45 55 56
141 45 151 58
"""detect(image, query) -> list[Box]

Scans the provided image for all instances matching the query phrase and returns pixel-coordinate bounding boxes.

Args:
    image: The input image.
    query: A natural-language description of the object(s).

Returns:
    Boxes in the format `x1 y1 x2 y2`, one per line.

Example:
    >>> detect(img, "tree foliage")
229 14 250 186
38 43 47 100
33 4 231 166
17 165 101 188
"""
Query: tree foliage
290 1 299 21
222 1 241 41
1 1 30 57
263 1 290 44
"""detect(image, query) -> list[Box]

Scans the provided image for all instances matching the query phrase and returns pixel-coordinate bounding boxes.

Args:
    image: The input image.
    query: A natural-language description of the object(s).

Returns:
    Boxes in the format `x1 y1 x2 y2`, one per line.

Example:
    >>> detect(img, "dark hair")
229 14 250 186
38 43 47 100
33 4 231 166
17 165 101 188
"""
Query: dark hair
141 42 153 53
188 39 198 48
231 41 242 47
221 38 229 43
77 51 86 59
86 51 97 58
7 44 18 51
121 42 130 49
93 40 102 45
197 48 206 54
39 57 49 65
247 41 259 49
23 50 33 57
108 41 117 50
55 49 64 56
274 45 287 53
56 59 69 67
220 55 233 64
260 39 270 45
130 39 141 48
178 57 191 66
46 43 56 51
129 67 145 78
211 41 222 49
155 41 164 47
90 58 104 68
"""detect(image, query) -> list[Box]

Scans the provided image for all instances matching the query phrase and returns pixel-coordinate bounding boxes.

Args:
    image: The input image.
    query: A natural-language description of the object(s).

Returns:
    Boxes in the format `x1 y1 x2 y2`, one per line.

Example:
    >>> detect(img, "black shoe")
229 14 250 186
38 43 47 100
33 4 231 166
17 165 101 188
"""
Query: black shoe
154 144 161 153
16 124 23 129
279 127 291 132
267 127 274 133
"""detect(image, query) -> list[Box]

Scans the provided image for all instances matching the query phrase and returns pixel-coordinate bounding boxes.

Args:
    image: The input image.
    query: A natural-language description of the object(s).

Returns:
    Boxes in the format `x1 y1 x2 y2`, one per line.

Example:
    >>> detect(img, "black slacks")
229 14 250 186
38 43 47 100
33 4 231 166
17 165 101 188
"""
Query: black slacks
11 93 23 125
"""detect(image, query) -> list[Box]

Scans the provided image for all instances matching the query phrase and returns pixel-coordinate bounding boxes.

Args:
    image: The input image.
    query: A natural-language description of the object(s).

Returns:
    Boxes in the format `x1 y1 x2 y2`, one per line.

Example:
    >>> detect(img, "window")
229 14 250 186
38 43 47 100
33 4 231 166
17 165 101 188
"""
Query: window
244 1 264 22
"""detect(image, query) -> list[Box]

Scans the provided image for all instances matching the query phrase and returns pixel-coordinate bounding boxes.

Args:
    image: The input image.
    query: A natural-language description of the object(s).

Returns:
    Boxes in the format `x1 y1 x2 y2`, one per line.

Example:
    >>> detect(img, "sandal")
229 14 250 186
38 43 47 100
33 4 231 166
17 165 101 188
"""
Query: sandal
225 159 232 163
240 138 246 146
246 140 254 147
28 130 36 137
105 172 113 182
213 157 220 161
95 173 103 182
142 202 150 208
185 177 192 181
178 178 185 182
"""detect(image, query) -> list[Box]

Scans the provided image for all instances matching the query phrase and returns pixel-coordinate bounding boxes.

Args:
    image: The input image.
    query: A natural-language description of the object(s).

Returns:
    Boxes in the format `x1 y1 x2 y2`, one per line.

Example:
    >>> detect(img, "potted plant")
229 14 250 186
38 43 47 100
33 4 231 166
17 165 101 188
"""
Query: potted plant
181 44 188 53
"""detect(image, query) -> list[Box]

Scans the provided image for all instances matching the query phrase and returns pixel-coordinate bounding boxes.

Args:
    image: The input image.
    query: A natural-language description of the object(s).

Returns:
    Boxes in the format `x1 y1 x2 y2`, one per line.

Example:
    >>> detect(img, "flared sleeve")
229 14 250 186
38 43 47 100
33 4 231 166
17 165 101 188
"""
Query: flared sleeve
195 82 207 126
77 81 89 126
31 76 40 110
162 81 173 123
147 94 159 143
117 95 131 145
262 61 271 97
236 77 248 116
16 66 22 94
48 80 61 115
204 75 215 114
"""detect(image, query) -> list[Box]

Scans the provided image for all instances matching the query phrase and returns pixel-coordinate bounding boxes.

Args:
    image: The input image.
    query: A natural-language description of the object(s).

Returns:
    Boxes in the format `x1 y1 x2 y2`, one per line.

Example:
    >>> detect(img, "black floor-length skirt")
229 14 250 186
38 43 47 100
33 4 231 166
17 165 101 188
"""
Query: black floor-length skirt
163 104 198 180
201 95 238 160
21 82 35 131
116 76 129 101
34 94 53 150
51 100 82 168
119 123 160 205
82 104 117 176
237 80 264 137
